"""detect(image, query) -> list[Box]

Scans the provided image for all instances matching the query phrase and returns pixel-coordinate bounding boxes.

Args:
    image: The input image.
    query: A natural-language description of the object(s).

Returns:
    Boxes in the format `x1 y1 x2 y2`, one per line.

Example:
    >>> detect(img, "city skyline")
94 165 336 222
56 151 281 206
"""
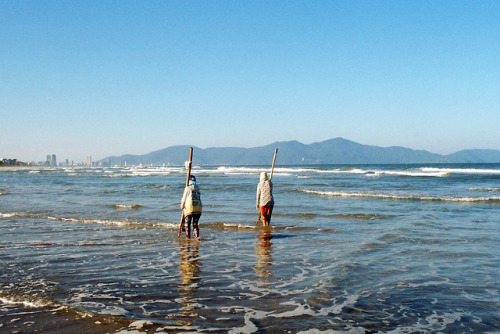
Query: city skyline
2 1 499 162
0 153 94 167
3 136 500 167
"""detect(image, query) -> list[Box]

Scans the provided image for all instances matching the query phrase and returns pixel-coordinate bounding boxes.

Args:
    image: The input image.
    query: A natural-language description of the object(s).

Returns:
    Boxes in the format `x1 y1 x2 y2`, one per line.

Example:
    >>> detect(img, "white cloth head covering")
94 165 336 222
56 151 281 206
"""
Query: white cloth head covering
260 172 268 182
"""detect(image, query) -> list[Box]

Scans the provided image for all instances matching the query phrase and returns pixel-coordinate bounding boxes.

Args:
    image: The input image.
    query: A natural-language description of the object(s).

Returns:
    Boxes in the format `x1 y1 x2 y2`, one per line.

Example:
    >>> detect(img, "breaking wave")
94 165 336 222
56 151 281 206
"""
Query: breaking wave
47 216 178 229
468 187 500 192
301 189 500 203
421 167 500 175
111 204 144 210
0 296 57 309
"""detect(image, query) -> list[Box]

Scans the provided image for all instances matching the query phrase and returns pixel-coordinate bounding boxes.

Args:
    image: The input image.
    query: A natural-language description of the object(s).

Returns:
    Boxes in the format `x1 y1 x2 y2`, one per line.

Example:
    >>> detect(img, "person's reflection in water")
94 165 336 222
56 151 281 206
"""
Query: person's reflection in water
254 226 273 285
177 239 201 327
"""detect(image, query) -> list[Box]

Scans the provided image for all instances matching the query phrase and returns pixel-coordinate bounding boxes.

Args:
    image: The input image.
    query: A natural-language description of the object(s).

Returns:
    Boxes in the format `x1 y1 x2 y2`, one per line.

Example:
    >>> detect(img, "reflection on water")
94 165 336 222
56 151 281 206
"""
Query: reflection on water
254 227 273 285
177 239 201 326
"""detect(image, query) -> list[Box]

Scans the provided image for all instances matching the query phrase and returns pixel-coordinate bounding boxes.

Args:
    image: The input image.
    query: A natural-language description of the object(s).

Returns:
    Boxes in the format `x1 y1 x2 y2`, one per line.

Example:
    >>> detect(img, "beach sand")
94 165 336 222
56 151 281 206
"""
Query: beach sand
0 303 149 334
0 166 44 171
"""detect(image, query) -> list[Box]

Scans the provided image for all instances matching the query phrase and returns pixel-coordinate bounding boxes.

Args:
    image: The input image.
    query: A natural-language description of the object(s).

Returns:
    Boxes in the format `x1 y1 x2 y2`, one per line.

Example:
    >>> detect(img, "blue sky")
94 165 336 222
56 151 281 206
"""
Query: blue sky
1 1 499 162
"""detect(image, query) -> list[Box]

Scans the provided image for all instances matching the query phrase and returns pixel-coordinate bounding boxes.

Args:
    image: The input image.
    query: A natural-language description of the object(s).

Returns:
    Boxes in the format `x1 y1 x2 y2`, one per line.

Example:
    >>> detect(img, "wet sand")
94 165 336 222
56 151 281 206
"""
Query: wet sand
0 303 154 334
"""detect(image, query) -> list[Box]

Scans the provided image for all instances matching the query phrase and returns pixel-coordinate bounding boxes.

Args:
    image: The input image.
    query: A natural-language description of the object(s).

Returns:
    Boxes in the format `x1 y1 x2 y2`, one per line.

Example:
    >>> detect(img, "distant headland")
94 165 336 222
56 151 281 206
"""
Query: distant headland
98 138 500 166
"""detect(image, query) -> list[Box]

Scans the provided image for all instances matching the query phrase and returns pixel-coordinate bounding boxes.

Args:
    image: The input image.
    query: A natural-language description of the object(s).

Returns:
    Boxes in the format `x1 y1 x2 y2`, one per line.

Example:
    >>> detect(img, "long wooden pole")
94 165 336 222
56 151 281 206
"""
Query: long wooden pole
178 147 194 237
269 148 278 181
257 148 278 224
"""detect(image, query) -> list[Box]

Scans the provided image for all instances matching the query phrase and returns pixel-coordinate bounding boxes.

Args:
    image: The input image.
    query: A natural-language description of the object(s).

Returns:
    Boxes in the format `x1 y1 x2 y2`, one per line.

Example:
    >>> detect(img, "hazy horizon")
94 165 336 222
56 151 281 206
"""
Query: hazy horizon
3 136 500 164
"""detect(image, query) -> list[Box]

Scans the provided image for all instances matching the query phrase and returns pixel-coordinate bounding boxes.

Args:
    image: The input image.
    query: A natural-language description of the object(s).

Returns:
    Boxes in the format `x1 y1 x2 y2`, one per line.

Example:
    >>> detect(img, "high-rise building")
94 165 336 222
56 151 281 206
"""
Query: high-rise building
46 154 57 166
87 156 92 167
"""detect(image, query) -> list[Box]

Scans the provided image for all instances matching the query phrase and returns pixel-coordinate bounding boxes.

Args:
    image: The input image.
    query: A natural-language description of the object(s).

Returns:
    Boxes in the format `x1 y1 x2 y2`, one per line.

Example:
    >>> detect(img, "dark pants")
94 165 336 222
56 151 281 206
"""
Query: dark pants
184 213 201 238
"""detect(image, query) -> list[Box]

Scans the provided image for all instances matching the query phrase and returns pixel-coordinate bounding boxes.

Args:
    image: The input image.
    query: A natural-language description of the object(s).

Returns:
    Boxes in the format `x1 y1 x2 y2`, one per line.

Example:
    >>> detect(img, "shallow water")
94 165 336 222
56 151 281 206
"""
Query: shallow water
1 164 499 333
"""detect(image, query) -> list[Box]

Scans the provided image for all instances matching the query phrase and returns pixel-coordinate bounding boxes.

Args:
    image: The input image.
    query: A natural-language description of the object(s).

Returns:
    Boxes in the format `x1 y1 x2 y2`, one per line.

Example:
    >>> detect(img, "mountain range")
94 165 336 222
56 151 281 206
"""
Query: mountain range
100 138 500 165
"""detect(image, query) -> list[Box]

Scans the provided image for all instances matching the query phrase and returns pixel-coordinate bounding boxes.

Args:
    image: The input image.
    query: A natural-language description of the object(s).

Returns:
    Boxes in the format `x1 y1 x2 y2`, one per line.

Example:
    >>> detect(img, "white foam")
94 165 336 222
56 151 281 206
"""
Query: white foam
298 329 363 334
227 308 269 334
197 166 267 175
372 170 450 177
94 165 500 178
469 187 500 192
102 166 184 177
421 167 500 175
113 204 143 210
271 301 316 317
49 215 180 229
301 189 500 203
428 312 462 327
0 297 51 308
191 166 367 176
223 223 259 229
103 305 128 316
270 293 359 319
384 311 469 334
129 320 153 329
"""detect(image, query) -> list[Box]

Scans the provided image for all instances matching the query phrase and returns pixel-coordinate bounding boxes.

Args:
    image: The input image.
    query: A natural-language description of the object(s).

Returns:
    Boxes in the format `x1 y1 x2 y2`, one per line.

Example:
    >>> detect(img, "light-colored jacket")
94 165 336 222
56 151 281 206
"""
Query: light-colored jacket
256 180 274 207
181 185 202 215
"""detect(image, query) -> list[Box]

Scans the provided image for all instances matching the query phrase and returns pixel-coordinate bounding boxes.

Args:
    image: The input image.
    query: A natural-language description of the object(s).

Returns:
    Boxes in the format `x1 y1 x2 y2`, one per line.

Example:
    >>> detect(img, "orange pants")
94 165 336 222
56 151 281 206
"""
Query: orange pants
260 205 274 226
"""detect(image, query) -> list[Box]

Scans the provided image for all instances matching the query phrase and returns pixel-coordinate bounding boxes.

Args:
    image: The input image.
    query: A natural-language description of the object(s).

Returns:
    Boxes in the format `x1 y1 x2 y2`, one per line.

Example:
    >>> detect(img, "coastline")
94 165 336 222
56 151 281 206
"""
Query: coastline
0 166 49 171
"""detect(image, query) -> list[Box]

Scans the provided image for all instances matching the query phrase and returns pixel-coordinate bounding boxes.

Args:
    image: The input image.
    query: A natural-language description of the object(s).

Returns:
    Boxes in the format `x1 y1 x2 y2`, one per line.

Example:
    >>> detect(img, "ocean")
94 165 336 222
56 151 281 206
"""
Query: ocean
1 164 499 333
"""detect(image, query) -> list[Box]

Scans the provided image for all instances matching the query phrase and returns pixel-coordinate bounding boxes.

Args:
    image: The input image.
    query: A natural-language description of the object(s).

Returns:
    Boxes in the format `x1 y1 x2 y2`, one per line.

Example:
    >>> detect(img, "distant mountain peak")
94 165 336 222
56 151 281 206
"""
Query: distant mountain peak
99 138 500 165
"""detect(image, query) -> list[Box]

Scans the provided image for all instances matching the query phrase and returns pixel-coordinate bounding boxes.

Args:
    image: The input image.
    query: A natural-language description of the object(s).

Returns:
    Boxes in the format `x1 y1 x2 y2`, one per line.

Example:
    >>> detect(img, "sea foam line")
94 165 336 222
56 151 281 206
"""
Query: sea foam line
468 187 500 192
0 212 18 218
369 170 450 177
421 167 500 175
112 204 144 210
205 166 453 177
0 296 55 309
301 189 500 203
47 216 178 229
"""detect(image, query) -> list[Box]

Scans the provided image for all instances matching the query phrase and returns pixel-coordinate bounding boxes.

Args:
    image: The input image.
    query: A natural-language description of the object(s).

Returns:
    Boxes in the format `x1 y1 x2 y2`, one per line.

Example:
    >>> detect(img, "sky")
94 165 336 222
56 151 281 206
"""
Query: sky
1 1 499 162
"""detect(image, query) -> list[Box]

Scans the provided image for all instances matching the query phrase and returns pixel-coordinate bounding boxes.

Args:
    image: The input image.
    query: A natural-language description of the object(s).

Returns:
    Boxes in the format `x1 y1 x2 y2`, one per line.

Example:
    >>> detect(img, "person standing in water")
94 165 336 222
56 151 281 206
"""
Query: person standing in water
256 172 274 226
181 175 202 239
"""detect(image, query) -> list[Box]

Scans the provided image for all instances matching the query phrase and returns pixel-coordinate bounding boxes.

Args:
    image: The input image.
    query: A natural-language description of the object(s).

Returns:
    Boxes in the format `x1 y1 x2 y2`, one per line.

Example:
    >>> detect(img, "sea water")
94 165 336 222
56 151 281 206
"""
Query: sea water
1 164 499 333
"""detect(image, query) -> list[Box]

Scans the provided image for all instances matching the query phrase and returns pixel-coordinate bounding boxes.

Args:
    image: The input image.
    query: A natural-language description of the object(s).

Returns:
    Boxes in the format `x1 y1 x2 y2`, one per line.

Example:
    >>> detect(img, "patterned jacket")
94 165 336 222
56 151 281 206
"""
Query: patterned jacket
181 185 202 215
256 180 274 207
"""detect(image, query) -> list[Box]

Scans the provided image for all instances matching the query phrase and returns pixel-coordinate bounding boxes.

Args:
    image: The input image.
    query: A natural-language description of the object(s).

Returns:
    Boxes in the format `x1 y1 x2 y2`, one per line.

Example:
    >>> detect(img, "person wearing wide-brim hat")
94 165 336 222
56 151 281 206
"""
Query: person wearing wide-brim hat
256 172 274 226
180 175 202 238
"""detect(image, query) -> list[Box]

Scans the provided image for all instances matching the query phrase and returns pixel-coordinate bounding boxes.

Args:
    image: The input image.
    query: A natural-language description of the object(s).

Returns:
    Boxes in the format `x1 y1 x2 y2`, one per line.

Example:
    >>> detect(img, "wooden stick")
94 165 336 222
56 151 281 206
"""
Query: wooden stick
178 147 194 237
256 148 278 224
270 148 278 181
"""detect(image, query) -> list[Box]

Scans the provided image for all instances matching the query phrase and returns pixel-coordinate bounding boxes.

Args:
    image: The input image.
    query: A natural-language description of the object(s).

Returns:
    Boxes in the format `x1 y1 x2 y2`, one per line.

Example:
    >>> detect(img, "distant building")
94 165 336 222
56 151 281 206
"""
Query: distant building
100 159 110 167
1 158 18 166
46 154 57 166
87 155 92 167
0 158 29 166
